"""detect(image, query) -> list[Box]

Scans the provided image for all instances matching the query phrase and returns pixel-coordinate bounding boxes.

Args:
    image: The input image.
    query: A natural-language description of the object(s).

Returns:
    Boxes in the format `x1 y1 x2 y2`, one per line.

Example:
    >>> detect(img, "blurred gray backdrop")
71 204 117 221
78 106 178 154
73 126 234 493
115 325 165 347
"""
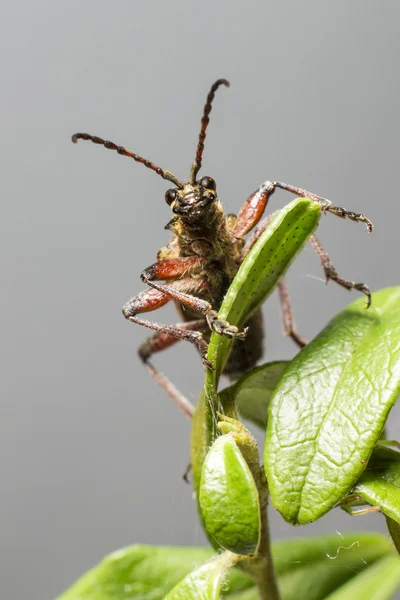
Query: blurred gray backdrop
2 1 400 599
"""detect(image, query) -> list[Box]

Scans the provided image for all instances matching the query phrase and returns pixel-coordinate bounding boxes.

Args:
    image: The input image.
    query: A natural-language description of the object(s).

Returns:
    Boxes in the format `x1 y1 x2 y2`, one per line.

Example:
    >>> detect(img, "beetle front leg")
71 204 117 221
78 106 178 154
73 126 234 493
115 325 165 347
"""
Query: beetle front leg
232 185 272 238
233 181 373 238
269 181 373 232
122 280 212 368
273 181 373 232
140 259 248 341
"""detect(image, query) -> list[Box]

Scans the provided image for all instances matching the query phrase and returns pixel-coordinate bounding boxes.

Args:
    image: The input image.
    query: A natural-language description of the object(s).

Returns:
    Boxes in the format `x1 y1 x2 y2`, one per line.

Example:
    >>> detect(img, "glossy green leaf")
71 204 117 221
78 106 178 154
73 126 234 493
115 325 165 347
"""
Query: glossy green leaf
323 555 400 600
162 563 221 599
351 446 400 524
265 287 400 524
56 545 252 600
205 198 321 396
219 361 288 429
164 553 237 600
200 434 261 555
56 532 391 600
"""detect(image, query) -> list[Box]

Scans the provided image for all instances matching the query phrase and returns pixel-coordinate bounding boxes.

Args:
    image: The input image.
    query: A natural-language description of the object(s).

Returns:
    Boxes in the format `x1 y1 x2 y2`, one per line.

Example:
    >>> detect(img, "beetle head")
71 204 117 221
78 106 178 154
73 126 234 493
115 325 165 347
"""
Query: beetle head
164 176 217 222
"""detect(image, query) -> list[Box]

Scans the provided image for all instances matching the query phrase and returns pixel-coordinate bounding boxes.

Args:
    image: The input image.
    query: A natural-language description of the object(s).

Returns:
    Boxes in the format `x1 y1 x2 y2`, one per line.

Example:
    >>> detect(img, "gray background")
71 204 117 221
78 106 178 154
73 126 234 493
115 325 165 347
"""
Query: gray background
2 1 400 599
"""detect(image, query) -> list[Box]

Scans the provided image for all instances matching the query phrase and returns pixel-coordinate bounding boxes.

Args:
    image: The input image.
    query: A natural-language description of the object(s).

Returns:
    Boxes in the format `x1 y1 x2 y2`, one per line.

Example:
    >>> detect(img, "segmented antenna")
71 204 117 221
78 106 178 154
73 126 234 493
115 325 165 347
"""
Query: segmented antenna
71 133 183 188
189 79 230 183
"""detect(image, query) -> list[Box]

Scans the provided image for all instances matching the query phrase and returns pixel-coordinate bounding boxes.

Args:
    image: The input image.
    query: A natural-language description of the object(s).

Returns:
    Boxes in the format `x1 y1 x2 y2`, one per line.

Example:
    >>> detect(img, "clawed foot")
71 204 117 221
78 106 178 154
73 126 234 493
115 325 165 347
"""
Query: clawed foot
321 202 373 234
206 310 249 340
354 283 372 308
325 264 371 308
202 356 215 370
199 310 248 370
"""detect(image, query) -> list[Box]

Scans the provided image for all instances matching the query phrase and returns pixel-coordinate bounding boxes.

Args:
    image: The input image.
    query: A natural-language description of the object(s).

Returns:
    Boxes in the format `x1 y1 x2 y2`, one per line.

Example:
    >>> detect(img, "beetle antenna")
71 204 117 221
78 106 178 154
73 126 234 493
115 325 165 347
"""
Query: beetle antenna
189 79 230 183
71 133 184 188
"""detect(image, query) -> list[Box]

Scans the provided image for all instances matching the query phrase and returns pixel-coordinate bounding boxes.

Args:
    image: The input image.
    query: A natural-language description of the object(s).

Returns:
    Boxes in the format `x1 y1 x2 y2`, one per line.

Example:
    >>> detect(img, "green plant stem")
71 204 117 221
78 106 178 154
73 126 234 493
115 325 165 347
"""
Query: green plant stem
239 471 281 600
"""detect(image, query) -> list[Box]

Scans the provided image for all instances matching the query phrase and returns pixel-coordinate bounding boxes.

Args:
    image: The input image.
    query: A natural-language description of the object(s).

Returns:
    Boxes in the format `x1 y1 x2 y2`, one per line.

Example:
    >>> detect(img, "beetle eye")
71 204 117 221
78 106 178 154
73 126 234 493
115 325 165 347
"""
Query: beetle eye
165 188 177 205
200 176 217 191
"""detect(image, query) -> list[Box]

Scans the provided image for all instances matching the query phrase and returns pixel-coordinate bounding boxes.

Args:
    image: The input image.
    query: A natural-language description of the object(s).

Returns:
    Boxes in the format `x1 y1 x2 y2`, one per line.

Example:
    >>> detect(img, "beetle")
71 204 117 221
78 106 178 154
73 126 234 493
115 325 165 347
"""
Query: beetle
72 79 372 417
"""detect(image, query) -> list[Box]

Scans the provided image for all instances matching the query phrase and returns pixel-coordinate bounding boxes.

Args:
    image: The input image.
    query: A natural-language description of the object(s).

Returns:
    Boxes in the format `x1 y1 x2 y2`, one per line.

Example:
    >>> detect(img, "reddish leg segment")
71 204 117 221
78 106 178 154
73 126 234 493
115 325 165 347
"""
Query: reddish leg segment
141 256 206 281
233 181 373 240
270 181 373 233
123 279 209 415
141 259 248 340
232 186 270 238
278 280 307 348
122 278 212 366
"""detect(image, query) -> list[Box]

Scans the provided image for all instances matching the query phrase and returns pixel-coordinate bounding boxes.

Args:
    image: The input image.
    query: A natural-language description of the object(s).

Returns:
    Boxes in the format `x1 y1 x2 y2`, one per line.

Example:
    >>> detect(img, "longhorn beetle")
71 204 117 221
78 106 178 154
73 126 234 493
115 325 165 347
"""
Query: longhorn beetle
72 79 372 417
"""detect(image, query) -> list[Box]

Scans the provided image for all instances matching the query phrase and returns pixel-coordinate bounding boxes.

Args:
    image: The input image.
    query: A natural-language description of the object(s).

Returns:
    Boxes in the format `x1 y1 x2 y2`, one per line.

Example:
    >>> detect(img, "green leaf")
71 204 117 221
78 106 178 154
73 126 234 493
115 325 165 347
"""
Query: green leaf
386 517 400 554
219 361 288 429
199 434 261 555
56 533 391 600
221 532 392 600
274 532 393 600
271 531 390 575
322 555 400 600
56 545 252 600
162 562 221 599
351 445 400 524
164 553 237 600
224 591 258 599
205 198 321 395
264 287 400 524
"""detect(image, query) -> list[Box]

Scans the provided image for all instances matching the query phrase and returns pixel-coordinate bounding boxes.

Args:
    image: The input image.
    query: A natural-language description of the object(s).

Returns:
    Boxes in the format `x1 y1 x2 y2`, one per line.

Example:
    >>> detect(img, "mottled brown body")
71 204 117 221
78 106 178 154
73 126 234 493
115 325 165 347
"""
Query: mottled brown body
159 206 240 314
72 78 372 417
157 204 263 376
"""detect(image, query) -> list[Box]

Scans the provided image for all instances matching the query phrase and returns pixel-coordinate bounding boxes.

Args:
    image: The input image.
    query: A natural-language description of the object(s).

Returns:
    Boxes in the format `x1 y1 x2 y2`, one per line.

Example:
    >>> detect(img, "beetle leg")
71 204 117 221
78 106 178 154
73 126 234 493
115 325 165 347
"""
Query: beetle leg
242 215 371 306
140 259 248 341
341 504 382 517
278 279 307 348
122 279 212 367
232 186 272 238
240 213 276 260
141 256 205 281
205 310 248 340
235 181 373 238
138 320 207 418
310 234 371 307
266 181 373 233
